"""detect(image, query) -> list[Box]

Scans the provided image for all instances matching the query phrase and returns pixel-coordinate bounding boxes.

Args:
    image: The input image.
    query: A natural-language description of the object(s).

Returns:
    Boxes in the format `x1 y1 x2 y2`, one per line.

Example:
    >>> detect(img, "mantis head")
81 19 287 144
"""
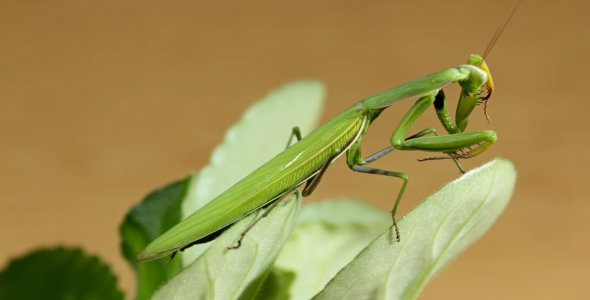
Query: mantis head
471 54 495 123
455 54 494 132
454 0 519 131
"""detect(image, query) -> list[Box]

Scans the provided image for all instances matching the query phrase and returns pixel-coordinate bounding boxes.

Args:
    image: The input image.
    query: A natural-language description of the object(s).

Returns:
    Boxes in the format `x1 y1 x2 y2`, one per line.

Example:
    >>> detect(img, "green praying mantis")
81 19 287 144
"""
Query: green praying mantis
136 57 496 263
136 7 519 263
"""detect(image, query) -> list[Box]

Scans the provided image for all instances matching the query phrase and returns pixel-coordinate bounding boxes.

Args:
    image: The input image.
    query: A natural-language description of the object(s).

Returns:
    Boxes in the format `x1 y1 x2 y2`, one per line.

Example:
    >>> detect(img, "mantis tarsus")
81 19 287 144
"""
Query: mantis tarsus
136 5 520 262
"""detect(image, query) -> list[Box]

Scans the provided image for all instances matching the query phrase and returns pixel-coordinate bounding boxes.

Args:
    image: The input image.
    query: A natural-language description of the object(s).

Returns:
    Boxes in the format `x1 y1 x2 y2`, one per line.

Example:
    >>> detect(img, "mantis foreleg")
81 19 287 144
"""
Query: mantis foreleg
391 91 497 159
433 90 461 135
405 127 466 173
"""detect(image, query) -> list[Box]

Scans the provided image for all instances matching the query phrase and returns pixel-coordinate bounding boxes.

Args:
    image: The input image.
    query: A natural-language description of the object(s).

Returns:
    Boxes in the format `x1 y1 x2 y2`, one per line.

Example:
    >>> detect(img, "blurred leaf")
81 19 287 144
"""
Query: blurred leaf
312 158 516 300
274 199 391 300
254 267 296 300
120 175 193 300
181 81 325 266
0 247 123 300
152 192 301 300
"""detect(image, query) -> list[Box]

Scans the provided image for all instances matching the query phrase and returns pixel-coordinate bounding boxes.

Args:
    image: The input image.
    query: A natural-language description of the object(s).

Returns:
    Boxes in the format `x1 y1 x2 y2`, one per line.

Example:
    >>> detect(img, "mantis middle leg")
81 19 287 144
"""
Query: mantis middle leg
344 128 448 241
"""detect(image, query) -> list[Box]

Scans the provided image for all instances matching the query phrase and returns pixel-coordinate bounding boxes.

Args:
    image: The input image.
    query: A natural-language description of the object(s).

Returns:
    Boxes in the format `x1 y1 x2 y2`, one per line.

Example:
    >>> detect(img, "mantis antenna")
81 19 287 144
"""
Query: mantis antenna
479 0 522 122
483 0 522 60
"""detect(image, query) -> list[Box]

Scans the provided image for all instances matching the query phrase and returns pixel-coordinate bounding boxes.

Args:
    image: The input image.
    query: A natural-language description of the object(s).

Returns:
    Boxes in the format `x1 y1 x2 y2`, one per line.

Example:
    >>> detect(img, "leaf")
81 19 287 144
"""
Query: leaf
274 199 392 300
253 267 296 300
312 158 517 300
180 80 325 266
0 247 123 300
120 175 194 300
151 192 301 300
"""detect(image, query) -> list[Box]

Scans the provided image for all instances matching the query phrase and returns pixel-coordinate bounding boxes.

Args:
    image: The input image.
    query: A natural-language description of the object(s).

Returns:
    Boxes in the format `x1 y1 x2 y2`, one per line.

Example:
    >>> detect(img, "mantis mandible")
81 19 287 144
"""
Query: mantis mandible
136 6 520 262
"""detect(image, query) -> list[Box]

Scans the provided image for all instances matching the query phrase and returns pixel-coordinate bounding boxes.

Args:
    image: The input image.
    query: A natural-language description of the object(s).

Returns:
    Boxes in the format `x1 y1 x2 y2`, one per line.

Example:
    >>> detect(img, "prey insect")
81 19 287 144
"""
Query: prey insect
136 8 519 262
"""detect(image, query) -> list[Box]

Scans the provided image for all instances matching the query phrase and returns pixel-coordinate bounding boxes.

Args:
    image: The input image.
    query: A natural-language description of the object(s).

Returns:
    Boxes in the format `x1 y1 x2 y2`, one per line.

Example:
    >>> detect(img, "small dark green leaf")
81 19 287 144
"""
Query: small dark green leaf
0 247 123 300
120 175 193 300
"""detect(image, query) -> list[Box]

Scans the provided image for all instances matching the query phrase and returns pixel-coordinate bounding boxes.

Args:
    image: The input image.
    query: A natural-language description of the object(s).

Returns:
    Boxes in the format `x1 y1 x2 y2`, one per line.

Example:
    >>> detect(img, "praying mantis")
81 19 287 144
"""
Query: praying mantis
136 5 519 262
136 54 497 263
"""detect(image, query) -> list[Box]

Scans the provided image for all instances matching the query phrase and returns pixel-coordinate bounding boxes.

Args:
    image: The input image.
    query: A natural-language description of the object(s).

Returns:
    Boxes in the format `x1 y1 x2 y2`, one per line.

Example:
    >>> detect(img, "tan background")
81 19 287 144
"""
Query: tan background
1 0 588 299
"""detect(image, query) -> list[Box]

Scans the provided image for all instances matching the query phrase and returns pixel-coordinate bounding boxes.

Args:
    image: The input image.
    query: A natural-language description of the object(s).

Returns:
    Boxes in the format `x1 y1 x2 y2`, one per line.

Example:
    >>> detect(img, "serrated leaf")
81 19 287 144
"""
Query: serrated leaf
151 192 301 300
312 158 516 300
120 176 194 300
181 81 325 266
0 247 123 300
274 199 391 300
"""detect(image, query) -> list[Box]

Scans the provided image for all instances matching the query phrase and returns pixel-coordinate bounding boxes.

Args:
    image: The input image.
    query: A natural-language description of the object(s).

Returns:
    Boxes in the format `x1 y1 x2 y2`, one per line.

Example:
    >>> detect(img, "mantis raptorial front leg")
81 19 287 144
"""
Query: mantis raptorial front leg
432 90 461 135
391 91 497 160
405 126 467 173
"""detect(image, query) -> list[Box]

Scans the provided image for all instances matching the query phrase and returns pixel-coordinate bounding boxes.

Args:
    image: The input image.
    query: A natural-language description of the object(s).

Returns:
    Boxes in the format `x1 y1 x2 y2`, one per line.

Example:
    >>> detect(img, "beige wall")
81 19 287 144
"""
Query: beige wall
1 0 588 299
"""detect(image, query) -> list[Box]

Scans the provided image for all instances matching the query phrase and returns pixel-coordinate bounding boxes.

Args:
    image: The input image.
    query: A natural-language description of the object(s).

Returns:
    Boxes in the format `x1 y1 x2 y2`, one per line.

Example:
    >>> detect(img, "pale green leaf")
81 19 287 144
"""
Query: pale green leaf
181 81 325 266
275 199 391 300
312 158 516 300
151 192 301 300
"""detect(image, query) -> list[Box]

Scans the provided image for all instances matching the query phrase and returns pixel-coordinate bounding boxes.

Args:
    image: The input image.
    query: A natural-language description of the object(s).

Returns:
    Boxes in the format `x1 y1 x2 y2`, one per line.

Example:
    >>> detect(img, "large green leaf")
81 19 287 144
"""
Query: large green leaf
0 247 123 300
151 192 301 300
274 199 392 300
312 158 516 300
180 81 325 266
120 175 194 300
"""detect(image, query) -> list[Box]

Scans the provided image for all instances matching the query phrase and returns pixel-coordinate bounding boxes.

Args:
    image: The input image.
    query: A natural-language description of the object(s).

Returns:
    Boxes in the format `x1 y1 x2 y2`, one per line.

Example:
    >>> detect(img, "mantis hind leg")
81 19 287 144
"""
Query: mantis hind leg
228 190 299 250
283 125 329 196
345 130 430 242
285 126 302 149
